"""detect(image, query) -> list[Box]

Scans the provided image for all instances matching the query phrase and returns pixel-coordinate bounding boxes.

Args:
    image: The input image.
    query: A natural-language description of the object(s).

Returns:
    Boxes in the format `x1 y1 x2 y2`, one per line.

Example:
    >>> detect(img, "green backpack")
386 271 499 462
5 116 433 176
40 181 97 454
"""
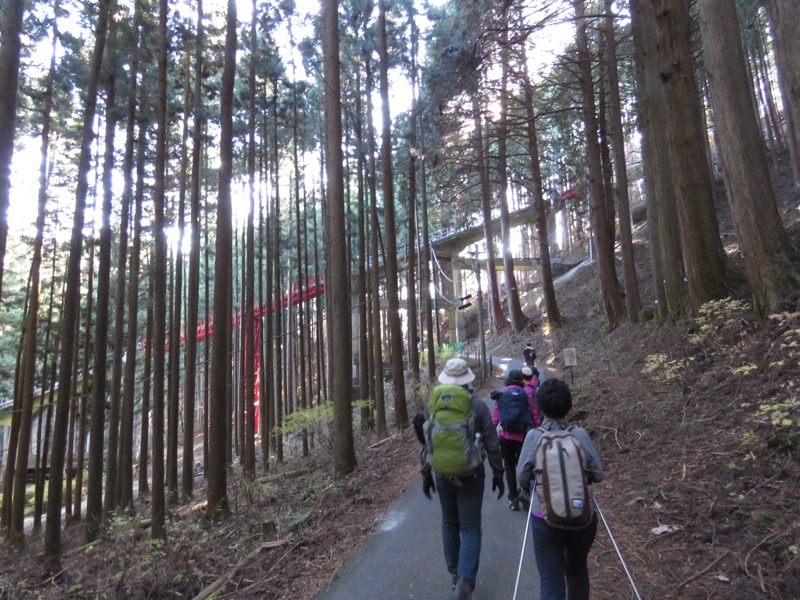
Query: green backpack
424 384 483 477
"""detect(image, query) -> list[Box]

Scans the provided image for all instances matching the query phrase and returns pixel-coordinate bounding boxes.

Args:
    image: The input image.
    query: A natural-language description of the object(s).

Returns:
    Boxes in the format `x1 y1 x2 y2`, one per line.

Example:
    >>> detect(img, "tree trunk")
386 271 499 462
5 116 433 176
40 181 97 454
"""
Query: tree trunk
377 0 408 430
207 0 236 517
322 0 357 476
604 0 641 322
698 0 800 317
765 0 800 188
109 0 141 514
139 274 154 496
520 51 561 328
0 0 26 303
86 55 118 541
653 0 728 314
119 101 146 512
243 0 257 479
630 0 689 322
406 142 420 383
419 144 437 381
72 225 97 523
574 0 624 329
355 72 371 426
149 0 171 538
270 81 284 465
365 56 387 439
168 48 191 501
497 15 527 332
292 78 308 458
259 95 270 472
473 95 510 333
8 24 56 541
183 0 204 498
34 313 59 530
44 0 111 570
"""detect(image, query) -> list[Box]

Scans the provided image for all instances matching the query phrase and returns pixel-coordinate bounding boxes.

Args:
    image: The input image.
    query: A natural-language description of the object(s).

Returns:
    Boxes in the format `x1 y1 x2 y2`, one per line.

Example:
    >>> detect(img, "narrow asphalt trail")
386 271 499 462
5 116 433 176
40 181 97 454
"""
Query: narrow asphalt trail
315 358 541 600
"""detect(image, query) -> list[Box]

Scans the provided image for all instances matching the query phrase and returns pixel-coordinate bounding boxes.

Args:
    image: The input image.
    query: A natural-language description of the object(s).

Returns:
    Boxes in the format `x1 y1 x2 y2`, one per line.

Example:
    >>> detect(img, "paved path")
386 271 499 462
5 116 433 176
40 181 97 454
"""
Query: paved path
315 360 541 600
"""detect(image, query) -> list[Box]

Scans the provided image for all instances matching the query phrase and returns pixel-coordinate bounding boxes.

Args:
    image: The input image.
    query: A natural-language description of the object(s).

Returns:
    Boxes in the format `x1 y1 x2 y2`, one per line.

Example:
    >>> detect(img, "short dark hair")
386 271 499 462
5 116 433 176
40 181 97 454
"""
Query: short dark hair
535 378 572 419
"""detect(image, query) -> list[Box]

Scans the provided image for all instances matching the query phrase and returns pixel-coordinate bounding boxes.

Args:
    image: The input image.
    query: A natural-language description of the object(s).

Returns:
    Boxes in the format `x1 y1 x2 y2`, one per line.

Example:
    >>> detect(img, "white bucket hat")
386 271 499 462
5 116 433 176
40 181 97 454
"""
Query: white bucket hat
438 358 475 385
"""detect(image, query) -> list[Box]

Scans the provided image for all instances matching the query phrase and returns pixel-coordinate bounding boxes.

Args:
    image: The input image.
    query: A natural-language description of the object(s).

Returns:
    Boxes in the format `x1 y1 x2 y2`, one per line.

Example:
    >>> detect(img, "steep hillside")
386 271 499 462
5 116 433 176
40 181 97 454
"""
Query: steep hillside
490 253 800 599
484 150 800 598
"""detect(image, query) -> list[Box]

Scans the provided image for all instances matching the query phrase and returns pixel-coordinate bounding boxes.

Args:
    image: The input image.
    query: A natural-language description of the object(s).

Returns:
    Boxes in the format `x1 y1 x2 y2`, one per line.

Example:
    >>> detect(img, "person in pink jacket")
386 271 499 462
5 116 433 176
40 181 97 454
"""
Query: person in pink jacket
521 365 541 408
491 369 539 511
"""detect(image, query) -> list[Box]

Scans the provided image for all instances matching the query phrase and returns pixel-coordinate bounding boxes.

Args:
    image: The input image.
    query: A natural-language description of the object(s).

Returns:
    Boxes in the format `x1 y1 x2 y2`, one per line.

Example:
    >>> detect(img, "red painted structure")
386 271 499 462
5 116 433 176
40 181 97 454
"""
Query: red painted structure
140 273 325 435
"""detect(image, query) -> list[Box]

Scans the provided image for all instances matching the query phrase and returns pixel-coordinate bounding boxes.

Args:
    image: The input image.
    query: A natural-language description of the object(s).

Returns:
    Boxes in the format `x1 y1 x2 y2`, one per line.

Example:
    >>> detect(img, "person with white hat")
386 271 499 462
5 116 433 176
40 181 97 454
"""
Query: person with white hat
414 357 504 600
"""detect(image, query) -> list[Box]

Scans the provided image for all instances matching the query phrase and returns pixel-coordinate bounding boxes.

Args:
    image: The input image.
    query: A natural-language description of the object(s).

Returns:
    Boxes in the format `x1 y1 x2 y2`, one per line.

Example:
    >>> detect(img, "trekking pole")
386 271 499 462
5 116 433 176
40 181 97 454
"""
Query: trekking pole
512 482 535 600
593 496 644 600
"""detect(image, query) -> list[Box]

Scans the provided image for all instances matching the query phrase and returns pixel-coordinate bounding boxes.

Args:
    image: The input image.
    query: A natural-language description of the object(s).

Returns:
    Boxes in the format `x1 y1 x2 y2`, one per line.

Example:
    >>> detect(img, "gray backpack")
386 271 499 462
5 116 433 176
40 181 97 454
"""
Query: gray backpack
534 426 592 529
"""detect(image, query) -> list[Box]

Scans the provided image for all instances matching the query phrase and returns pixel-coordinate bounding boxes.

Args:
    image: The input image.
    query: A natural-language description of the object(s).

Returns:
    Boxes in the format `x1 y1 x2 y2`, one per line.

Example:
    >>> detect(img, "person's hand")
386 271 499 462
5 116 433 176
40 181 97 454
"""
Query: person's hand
421 464 435 499
412 413 426 445
492 473 505 500
423 474 436 499
517 484 531 512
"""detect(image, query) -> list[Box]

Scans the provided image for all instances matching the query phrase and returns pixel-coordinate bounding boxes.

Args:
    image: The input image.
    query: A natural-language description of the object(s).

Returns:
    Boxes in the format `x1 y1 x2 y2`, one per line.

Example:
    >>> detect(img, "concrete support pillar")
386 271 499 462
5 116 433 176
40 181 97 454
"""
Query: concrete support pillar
441 257 465 344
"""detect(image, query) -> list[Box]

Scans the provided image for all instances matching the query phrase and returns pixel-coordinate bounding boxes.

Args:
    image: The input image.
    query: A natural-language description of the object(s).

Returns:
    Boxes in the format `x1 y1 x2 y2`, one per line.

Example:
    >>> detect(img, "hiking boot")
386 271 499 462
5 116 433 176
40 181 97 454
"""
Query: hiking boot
508 498 520 511
451 579 473 600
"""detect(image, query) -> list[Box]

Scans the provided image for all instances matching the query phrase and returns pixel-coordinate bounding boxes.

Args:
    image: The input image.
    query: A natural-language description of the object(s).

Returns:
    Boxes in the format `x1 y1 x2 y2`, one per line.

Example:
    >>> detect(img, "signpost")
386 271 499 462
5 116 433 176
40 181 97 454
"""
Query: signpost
563 348 577 382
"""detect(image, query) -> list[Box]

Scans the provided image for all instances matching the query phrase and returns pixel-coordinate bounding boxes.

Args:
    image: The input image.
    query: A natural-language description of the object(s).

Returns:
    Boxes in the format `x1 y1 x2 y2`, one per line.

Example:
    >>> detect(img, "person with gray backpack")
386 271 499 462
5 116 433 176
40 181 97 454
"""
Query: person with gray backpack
413 358 504 600
516 378 604 600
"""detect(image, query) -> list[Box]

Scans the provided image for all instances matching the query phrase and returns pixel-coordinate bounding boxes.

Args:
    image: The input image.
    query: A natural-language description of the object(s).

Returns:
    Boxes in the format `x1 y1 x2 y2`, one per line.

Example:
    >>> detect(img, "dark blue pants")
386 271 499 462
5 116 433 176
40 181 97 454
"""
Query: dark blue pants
531 514 598 600
436 463 485 586
499 437 523 501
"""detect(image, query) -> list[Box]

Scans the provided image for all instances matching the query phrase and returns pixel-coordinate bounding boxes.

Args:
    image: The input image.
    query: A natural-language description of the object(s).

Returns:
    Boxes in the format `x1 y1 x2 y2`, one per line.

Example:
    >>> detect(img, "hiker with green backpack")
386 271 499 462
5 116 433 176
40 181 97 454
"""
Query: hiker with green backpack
516 378 604 600
413 358 504 600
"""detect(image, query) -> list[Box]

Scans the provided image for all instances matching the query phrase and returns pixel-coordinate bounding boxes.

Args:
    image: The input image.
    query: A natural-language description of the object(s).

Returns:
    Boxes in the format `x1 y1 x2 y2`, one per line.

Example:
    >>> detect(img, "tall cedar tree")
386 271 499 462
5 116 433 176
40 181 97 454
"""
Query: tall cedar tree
574 0 624 328
765 0 800 187
653 0 728 315
118 98 143 512
497 7 527 332
86 33 118 541
323 0 357 475
520 44 561 328
243 0 257 478
150 0 171 539
378 0 409 429
7 24 56 542
183 0 204 498
207 0 236 516
109 0 142 514
43 0 111 570
0 0 26 303
366 55 388 438
630 0 688 322
697 0 800 317
603 0 641 321
474 94 511 333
